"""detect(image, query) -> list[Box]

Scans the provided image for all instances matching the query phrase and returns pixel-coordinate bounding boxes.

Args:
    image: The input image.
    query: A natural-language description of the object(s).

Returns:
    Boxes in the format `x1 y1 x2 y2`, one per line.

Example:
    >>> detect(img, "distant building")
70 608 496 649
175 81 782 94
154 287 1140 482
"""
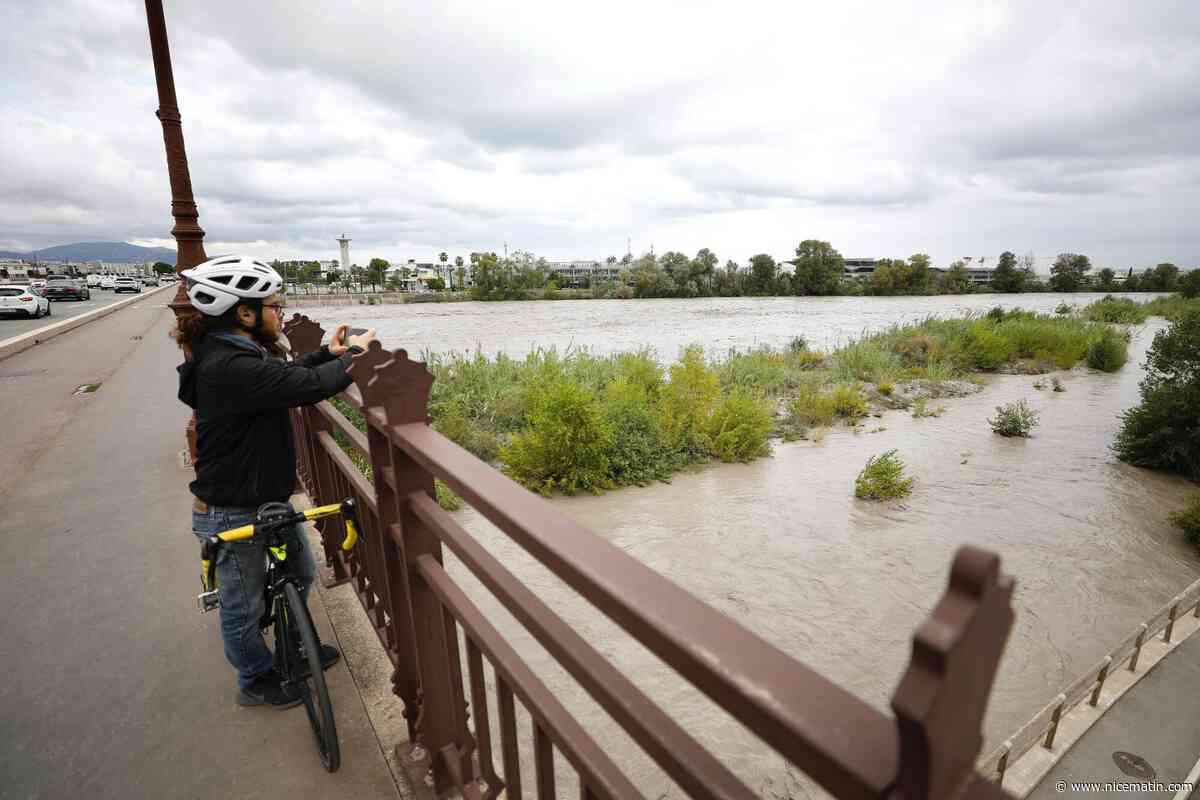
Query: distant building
546 260 621 288
956 256 997 286
842 258 878 280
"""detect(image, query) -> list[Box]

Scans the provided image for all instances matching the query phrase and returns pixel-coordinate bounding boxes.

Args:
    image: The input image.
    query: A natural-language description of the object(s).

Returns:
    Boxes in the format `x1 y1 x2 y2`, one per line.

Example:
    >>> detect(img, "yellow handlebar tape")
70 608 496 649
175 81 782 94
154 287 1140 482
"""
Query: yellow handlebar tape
343 520 359 551
217 524 256 543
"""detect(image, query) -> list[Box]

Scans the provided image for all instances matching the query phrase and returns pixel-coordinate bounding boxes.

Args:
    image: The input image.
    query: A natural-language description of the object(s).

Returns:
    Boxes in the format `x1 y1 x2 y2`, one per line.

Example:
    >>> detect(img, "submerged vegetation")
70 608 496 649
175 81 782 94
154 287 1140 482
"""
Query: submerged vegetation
855 450 915 500
318 307 1146 498
1170 494 1200 548
989 400 1040 438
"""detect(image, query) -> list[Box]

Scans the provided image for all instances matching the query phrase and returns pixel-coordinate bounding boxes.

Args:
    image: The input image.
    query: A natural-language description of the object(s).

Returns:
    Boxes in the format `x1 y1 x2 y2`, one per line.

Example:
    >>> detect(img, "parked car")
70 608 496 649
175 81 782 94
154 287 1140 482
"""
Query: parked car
42 275 91 301
141 274 160 287
0 284 51 318
87 274 103 289
160 273 178 282
100 275 116 290
113 276 142 294
30 280 47 295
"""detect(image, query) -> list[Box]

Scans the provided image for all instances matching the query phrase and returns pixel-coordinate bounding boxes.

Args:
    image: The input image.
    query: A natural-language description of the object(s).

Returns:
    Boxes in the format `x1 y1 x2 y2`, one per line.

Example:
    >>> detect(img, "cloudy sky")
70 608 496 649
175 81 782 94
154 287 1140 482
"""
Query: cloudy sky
1 0 1197 269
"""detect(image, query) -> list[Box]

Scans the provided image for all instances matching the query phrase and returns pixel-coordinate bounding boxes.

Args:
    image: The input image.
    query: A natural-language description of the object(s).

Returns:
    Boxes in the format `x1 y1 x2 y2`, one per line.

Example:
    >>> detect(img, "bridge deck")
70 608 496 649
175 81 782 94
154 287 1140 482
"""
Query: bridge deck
0 303 400 798
1026 630 1200 799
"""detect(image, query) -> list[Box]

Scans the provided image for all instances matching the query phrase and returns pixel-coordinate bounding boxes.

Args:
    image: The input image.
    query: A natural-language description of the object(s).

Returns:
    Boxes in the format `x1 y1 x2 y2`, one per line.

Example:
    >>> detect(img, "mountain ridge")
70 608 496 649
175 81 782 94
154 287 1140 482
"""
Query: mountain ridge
0 241 177 264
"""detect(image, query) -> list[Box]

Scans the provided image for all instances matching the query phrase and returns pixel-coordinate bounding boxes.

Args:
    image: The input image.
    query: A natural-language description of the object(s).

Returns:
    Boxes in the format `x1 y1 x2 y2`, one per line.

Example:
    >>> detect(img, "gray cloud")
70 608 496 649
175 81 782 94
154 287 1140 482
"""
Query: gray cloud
0 0 1198 267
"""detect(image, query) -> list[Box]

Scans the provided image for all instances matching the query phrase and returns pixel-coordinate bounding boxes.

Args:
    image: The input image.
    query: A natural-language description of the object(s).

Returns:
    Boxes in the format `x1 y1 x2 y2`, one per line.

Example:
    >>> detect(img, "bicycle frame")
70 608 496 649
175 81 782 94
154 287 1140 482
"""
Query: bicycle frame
197 499 360 613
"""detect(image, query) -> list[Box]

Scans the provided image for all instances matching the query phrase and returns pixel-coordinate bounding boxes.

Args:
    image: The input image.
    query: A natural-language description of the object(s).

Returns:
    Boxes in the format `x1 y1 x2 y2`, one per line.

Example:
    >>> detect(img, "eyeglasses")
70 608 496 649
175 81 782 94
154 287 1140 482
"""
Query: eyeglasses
263 303 286 316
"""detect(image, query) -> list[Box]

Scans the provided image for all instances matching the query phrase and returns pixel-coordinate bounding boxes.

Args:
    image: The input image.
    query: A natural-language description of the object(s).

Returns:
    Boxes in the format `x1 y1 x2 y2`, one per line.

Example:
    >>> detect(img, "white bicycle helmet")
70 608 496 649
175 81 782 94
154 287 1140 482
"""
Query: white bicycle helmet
182 255 283 316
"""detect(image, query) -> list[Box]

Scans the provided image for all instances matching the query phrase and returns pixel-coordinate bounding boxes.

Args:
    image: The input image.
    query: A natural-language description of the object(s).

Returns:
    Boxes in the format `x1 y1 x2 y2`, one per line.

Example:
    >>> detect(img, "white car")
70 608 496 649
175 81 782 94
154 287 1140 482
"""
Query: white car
100 275 116 290
141 274 160 287
87 274 103 289
0 284 52 318
113 276 142 294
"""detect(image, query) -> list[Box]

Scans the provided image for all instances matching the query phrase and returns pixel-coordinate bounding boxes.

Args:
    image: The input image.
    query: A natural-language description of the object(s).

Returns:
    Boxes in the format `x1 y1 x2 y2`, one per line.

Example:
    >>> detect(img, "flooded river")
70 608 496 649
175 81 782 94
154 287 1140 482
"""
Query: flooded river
305 293 1198 796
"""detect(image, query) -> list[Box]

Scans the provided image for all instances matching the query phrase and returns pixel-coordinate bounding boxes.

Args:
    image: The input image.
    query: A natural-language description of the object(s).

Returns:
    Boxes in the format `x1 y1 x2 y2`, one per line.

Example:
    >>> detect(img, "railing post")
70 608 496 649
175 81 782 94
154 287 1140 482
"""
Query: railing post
365 347 475 792
347 342 424 742
890 546 1015 800
1163 600 1180 644
283 314 352 585
996 741 1012 788
1090 657 1111 707
1129 623 1148 671
1043 694 1067 749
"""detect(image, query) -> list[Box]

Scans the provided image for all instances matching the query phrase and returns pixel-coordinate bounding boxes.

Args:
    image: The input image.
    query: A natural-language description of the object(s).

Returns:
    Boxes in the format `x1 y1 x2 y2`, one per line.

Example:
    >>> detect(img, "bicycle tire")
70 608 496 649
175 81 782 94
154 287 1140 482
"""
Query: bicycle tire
277 582 341 771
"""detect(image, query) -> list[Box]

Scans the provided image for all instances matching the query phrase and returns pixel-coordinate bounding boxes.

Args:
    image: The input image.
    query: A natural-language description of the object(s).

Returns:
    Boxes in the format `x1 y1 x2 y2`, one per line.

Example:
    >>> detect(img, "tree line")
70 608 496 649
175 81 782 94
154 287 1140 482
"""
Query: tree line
268 243 1193 299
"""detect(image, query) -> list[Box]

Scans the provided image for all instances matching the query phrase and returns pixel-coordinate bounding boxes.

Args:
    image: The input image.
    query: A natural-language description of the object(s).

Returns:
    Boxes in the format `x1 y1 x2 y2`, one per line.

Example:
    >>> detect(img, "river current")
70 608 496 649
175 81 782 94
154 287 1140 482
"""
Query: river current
303 292 1198 796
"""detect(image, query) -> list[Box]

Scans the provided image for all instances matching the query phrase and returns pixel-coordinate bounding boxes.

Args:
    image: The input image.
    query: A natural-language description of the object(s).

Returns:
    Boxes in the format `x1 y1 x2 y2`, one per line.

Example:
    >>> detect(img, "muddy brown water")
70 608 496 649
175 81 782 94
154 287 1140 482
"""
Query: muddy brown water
304 293 1197 796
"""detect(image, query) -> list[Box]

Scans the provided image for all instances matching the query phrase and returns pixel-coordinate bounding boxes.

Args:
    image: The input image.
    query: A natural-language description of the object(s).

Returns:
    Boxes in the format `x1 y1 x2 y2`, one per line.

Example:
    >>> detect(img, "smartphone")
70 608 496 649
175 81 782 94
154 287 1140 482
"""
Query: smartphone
339 327 370 345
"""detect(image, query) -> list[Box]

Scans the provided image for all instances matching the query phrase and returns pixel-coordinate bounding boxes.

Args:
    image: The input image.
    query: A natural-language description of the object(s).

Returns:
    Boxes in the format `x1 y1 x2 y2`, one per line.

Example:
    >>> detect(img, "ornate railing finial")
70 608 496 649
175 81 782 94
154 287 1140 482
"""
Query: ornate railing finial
366 348 434 425
891 546 1015 800
283 313 325 358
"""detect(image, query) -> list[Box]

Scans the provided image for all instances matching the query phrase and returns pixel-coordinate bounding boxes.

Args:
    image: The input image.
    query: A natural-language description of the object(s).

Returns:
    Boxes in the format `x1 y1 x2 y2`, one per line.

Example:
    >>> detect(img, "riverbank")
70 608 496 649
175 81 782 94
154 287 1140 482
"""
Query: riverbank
325 309 1132 500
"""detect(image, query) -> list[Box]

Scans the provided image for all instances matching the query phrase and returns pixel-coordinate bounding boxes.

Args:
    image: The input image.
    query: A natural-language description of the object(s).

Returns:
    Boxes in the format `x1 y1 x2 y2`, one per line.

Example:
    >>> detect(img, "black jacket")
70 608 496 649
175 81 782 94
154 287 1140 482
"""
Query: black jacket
178 334 355 508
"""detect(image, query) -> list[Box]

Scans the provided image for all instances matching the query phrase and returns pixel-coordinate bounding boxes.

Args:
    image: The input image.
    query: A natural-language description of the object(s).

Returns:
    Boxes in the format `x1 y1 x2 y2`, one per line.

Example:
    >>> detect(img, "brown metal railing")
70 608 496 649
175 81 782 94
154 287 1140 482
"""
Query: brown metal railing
284 314 1017 800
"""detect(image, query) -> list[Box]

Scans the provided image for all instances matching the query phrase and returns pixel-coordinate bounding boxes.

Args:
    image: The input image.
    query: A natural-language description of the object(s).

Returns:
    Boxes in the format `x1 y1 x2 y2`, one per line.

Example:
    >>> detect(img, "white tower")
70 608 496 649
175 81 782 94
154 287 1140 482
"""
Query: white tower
337 234 351 273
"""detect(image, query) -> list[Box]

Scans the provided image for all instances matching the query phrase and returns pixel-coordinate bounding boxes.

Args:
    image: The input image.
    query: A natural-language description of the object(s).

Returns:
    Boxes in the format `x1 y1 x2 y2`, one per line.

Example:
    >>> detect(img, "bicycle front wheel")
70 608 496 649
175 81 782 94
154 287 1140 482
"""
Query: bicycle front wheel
277 581 340 771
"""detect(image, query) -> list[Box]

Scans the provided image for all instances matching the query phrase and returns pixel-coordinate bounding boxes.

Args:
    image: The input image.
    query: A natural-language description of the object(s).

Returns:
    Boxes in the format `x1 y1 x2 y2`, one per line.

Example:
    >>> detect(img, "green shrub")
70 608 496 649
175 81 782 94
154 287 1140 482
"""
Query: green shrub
501 378 613 495
787 387 838 427
989 400 1040 437
964 323 1017 371
705 390 773 462
854 450 914 500
830 384 868 420
1086 330 1128 372
659 346 720 456
601 378 677 486
1083 297 1148 324
1170 493 1200 547
1114 311 1200 479
877 380 895 396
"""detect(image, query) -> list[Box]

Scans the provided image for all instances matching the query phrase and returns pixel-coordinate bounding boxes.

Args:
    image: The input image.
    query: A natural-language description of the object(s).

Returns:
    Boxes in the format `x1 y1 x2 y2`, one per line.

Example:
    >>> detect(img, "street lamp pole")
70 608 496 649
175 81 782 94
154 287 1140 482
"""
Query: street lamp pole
144 0 208 460
144 0 207 313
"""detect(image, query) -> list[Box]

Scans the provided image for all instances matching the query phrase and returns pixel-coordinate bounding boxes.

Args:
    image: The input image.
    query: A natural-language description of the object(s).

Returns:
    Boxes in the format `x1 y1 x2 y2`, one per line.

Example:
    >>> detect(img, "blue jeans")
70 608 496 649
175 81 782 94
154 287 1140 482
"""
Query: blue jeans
191 504 316 689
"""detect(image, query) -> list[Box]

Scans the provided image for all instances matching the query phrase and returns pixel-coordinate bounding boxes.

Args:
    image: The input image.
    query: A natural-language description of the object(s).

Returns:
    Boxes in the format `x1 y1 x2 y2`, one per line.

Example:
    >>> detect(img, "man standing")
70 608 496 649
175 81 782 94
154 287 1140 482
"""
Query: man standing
176 255 376 707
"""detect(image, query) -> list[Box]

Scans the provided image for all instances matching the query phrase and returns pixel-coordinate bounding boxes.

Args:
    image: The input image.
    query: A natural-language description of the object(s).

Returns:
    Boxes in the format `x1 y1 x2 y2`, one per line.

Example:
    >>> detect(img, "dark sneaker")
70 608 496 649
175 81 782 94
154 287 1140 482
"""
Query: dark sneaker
236 670 303 709
278 642 341 679
296 644 341 678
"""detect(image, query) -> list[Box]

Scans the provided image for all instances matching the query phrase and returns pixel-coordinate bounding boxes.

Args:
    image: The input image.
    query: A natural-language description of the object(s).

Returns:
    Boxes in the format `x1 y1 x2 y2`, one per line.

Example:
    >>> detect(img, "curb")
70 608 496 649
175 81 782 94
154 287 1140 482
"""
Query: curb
0 284 176 363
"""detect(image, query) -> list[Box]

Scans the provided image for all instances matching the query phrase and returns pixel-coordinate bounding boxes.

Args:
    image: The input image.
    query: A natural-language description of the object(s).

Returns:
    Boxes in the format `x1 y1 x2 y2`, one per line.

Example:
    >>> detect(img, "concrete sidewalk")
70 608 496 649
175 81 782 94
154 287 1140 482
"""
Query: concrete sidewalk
0 304 400 799
1027 630 1200 799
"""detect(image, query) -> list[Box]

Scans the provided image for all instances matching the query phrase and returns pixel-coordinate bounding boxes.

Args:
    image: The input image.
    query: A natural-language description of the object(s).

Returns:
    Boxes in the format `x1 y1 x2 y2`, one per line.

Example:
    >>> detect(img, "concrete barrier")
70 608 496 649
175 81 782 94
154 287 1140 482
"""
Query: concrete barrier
0 284 176 363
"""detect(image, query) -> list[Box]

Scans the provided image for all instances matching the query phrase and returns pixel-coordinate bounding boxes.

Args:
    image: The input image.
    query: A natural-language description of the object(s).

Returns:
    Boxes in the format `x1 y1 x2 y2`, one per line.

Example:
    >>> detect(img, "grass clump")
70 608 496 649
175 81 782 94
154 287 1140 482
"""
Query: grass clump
787 386 838 428
854 450 914 500
1083 296 1148 324
705 390 773 462
989 400 1040 437
912 398 945 418
1086 329 1128 372
1170 494 1200 548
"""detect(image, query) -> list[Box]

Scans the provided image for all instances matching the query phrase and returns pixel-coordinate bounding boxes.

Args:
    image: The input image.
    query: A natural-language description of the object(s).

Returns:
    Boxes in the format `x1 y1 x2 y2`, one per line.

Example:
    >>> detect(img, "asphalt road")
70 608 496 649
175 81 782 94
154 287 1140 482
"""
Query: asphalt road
0 301 400 799
0 286 168 338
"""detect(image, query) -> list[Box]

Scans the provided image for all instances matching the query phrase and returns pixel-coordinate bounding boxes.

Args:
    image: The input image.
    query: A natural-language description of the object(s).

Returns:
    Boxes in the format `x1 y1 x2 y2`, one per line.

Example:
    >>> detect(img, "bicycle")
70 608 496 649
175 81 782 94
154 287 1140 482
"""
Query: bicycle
197 498 360 772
